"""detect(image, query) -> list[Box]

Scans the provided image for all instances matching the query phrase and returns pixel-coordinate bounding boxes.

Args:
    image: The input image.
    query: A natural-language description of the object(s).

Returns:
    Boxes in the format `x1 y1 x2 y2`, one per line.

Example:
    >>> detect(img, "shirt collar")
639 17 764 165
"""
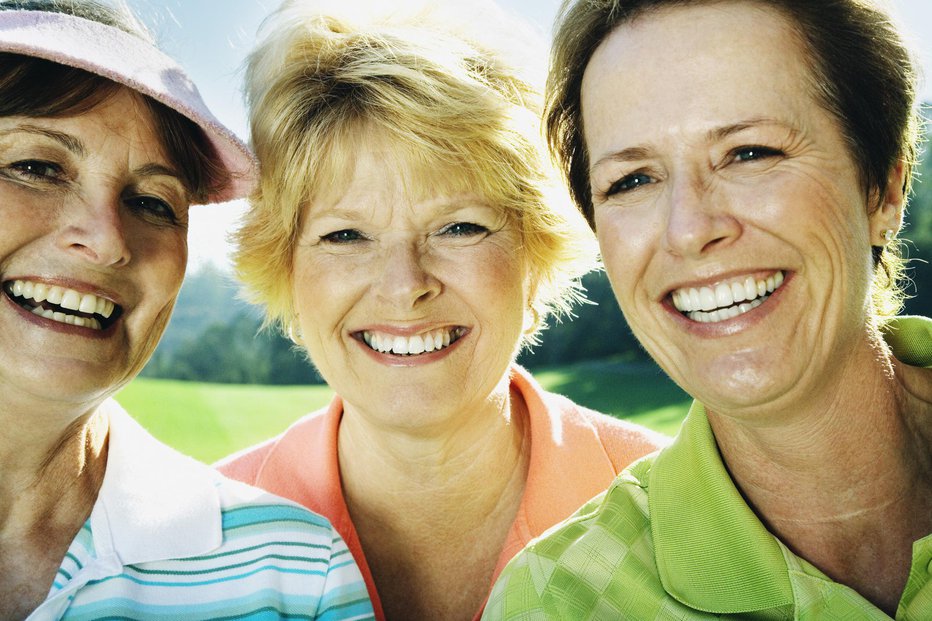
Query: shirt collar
90 401 222 566
882 315 932 368
648 315 932 613
648 401 794 613
509 365 620 535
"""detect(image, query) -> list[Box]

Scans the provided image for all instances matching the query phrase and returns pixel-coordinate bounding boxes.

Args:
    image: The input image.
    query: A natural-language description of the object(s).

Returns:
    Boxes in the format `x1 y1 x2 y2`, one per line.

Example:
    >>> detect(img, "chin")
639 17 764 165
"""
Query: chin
683 353 797 413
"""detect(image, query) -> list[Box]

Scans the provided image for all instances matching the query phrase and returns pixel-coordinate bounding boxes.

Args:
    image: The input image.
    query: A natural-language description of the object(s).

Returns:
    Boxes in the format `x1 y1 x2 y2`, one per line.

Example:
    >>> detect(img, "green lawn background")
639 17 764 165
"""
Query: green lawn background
116 359 691 464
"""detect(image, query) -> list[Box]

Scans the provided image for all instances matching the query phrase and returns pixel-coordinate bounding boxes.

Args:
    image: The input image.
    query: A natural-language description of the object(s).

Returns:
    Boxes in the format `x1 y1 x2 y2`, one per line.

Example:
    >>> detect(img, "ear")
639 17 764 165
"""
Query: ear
522 268 542 335
868 159 907 245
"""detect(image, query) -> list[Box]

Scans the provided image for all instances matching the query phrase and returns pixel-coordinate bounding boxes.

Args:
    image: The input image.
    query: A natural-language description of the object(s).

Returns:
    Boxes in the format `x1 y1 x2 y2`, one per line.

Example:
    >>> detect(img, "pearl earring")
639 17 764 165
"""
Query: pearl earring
882 229 895 242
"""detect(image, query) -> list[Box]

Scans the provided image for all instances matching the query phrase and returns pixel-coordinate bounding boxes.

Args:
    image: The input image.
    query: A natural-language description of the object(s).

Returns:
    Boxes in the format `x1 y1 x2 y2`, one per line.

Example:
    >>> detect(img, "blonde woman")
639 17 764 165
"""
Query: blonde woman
217 1 667 619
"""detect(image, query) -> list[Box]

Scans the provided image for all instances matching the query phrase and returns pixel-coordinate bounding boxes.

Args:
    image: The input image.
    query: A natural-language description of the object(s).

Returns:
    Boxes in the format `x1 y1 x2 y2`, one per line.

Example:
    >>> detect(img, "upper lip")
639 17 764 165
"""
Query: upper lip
351 323 464 337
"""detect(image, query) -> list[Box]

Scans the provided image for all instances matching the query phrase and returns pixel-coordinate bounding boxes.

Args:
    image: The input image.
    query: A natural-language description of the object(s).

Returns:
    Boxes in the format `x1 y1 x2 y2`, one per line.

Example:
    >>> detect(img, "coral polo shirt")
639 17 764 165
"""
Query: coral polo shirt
217 365 667 621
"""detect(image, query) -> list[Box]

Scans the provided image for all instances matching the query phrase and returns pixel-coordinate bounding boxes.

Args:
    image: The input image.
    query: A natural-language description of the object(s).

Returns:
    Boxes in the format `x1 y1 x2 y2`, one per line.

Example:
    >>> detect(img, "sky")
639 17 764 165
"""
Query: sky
123 0 932 270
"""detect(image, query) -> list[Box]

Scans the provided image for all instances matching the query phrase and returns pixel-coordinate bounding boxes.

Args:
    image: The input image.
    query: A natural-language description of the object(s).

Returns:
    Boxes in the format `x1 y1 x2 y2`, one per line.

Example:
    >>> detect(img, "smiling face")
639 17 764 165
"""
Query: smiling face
291 142 529 430
581 2 901 416
0 88 189 410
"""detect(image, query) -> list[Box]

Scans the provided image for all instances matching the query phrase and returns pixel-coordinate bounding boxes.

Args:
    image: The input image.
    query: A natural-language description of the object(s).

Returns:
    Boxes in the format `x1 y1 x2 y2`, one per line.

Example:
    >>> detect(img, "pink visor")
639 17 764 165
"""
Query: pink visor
0 9 255 203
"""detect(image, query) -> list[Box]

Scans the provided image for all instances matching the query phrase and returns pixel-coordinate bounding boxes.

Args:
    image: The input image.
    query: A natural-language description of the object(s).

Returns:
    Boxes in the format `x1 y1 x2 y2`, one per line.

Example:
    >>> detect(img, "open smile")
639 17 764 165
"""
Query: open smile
356 326 467 356
670 271 785 323
4 279 122 330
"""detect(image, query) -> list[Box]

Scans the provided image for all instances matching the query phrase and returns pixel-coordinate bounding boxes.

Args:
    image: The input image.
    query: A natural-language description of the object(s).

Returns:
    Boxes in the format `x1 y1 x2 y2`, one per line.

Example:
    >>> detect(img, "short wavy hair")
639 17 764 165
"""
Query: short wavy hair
547 0 922 319
234 0 598 344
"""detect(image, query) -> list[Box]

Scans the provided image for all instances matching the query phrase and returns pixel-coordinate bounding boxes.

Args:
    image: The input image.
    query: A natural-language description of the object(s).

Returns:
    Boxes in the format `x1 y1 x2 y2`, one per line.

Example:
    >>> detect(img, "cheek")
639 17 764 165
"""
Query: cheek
595 208 654 304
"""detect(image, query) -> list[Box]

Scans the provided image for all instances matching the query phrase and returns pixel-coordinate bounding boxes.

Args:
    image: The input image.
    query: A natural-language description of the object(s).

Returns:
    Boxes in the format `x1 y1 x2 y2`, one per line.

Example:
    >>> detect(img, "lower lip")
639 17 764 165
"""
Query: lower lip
354 331 467 367
667 274 790 336
5 293 116 339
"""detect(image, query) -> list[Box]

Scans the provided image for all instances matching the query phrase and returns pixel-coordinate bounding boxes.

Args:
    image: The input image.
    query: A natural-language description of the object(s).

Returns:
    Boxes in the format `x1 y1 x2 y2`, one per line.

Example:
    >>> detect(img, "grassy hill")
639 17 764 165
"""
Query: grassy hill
116 359 690 463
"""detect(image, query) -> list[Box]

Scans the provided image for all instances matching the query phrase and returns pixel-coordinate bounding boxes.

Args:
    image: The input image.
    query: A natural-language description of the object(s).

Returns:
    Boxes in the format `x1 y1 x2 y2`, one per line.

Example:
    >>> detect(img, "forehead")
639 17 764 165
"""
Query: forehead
310 131 491 214
1 87 163 149
581 2 816 153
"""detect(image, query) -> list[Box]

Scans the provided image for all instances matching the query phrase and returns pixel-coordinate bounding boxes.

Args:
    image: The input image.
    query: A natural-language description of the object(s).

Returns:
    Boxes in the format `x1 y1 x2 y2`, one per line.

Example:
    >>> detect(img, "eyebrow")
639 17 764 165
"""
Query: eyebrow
590 146 653 172
590 117 789 173
0 125 87 157
706 117 784 142
136 162 185 183
317 195 492 219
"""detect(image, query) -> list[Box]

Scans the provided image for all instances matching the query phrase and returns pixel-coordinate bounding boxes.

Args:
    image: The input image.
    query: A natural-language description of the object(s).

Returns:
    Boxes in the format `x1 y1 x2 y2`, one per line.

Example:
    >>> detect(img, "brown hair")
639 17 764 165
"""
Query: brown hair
0 0 225 203
547 0 921 317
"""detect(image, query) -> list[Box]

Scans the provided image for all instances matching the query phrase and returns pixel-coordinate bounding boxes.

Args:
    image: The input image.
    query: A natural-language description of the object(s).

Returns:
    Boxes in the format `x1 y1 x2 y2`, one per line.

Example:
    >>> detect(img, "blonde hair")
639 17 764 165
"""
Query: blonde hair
234 0 598 344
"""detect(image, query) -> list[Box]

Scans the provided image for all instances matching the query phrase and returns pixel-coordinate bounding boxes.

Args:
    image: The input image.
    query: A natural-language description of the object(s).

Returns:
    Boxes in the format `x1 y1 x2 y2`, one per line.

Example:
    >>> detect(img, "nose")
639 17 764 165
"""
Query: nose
662 173 741 258
57 193 132 267
373 241 441 308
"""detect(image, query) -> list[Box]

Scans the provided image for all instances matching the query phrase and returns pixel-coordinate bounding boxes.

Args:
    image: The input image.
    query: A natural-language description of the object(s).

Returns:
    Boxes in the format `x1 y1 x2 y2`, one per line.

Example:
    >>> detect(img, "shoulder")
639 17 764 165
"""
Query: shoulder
484 458 667 619
69 485 374 619
533 381 670 470
214 408 331 482
573 404 670 463
98 479 372 619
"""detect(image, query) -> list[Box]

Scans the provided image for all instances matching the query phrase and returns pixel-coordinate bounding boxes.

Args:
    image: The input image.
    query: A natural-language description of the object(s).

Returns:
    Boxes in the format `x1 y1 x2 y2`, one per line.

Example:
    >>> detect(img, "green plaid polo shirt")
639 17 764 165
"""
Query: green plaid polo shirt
483 316 932 620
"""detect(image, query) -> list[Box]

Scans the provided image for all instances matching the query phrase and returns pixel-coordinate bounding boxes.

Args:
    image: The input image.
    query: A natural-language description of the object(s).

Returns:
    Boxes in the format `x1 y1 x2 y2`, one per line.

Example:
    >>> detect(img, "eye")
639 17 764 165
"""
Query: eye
732 145 783 163
320 229 367 244
606 172 653 196
437 222 490 237
125 195 181 225
8 159 64 182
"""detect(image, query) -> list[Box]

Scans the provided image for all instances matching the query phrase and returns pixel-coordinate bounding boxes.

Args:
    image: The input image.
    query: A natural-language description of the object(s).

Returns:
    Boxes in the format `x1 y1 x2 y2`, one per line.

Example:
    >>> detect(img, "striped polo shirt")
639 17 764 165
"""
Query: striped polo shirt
27 401 375 620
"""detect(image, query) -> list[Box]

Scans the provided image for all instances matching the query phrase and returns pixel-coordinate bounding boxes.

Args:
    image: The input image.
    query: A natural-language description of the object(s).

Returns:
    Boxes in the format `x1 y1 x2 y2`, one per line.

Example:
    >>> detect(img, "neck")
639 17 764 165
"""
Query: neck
0 399 109 538
338 383 528 526
337 382 529 620
707 338 932 612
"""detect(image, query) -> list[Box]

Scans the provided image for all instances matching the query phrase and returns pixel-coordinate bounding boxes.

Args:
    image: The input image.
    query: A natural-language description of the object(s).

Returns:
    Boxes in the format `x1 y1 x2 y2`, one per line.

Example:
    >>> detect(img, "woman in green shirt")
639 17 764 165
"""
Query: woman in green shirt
485 0 931 618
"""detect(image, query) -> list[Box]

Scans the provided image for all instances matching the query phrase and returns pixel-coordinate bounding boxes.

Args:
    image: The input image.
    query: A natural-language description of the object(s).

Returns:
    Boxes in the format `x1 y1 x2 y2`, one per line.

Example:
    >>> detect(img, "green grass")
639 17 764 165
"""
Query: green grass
116 360 691 463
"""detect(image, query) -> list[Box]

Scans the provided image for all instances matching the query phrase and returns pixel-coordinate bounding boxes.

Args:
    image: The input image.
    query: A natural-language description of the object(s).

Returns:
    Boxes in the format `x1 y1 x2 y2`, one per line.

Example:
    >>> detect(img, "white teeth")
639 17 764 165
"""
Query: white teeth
60 289 81 311
730 281 746 303
46 286 63 305
687 297 763 323
408 335 425 355
688 288 701 312
715 283 732 308
362 328 461 356
78 294 98 314
96 297 115 318
7 279 116 330
671 271 785 322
